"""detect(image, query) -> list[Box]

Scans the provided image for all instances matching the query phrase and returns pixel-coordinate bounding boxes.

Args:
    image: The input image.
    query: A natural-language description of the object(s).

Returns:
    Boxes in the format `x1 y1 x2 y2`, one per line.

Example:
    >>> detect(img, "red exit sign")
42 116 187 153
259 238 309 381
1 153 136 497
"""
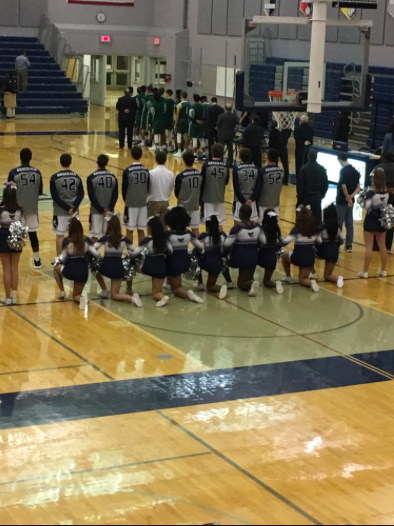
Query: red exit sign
101 35 112 43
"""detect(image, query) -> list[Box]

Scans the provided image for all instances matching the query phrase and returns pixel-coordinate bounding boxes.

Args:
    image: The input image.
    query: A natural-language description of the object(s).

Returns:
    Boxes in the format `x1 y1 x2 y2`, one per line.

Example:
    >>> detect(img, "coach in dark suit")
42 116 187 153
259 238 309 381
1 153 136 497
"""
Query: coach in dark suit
242 115 264 168
207 97 224 158
217 104 237 166
297 148 329 225
116 87 138 149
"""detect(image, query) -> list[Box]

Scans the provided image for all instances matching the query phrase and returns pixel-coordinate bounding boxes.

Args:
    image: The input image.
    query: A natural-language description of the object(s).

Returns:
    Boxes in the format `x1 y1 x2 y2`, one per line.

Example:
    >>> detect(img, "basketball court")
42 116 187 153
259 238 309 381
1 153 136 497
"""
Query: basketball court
1 0 394 525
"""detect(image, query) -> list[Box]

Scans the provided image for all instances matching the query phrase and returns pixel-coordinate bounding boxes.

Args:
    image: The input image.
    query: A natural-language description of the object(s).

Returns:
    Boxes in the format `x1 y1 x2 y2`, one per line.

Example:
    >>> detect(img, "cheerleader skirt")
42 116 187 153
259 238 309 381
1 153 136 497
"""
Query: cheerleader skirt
166 251 191 277
100 256 125 280
291 245 315 268
364 211 385 233
0 228 22 254
257 247 277 271
316 242 340 263
229 246 258 270
62 258 89 283
200 252 223 277
141 255 167 280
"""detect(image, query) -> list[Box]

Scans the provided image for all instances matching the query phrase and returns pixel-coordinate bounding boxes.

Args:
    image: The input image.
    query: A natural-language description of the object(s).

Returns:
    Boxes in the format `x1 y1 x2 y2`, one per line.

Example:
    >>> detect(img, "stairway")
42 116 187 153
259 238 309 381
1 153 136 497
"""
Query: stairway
0 36 88 117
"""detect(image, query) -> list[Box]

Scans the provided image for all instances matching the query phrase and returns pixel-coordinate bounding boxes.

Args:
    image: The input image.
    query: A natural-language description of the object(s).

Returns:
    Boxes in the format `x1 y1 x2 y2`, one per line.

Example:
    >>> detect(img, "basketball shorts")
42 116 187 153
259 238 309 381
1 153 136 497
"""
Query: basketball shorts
258 206 280 223
177 119 189 136
201 203 226 226
231 201 259 222
89 214 108 238
22 213 39 233
123 206 148 230
52 215 78 236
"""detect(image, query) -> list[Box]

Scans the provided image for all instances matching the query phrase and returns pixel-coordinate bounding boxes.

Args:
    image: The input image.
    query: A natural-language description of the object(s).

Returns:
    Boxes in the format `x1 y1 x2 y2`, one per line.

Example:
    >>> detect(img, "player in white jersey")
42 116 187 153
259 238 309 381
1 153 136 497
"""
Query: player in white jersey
8 148 43 269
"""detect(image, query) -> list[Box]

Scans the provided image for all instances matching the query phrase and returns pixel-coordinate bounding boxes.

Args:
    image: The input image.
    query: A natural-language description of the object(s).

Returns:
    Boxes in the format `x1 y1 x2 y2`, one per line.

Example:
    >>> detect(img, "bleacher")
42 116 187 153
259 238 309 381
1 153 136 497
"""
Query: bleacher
0 36 88 117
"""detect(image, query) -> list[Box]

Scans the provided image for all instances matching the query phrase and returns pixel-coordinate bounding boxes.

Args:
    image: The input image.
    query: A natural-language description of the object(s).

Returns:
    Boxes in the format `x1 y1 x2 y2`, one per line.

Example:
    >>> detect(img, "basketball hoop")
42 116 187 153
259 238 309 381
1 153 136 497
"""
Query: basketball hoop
268 90 298 131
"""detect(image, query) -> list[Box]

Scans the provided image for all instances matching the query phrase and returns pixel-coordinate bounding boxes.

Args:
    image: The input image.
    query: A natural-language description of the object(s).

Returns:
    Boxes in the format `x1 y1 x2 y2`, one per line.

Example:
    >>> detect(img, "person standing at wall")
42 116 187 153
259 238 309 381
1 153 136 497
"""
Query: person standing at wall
15 50 30 93
294 115 314 178
336 153 361 254
207 97 224 159
174 92 191 158
333 111 350 144
116 87 138 150
217 104 237 167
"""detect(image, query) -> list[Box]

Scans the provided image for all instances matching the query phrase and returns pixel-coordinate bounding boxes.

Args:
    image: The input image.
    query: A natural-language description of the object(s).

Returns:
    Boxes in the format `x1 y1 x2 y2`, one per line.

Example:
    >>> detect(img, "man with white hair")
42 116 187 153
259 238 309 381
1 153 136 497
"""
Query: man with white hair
294 114 314 179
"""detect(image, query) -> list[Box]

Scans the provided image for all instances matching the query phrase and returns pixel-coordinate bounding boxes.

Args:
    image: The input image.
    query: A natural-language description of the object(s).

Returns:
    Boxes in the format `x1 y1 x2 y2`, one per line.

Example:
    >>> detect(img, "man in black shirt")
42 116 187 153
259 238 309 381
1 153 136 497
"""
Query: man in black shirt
294 115 314 178
333 111 350 144
207 97 224 158
297 148 329 225
217 104 237 167
269 121 291 185
116 87 138 149
336 153 361 253
242 115 264 168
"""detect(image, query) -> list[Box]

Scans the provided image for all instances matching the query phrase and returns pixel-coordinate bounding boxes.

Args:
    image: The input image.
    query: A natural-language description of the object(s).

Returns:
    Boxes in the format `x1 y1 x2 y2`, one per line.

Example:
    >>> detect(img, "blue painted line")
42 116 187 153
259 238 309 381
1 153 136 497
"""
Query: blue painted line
157 411 322 526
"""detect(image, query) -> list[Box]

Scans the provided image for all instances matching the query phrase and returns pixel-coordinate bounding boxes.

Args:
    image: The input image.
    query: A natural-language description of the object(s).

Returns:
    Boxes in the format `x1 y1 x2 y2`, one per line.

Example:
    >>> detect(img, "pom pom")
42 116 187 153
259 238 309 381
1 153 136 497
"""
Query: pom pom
52 255 64 267
221 257 229 275
86 252 103 275
276 247 284 261
184 249 201 281
357 187 372 209
380 204 394 230
122 256 137 280
7 221 28 252
134 247 149 271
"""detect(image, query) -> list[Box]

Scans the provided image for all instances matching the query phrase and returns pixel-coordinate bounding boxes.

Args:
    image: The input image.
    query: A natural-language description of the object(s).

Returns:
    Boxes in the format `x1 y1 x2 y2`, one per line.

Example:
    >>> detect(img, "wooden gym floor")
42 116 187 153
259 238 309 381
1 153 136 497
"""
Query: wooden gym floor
0 101 394 525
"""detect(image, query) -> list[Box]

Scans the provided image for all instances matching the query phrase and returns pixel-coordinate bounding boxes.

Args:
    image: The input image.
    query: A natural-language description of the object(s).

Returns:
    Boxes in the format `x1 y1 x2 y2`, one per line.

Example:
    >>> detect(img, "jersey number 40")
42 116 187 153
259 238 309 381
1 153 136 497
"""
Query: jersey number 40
98 177 114 188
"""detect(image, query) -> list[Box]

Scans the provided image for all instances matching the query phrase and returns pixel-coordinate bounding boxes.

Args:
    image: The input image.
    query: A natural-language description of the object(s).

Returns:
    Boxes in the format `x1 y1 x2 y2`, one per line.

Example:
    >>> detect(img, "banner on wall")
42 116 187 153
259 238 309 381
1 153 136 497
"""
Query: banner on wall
388 0 394 19
263 1 277 16
341 7 356 18
300 0 313 17
68 0 134 5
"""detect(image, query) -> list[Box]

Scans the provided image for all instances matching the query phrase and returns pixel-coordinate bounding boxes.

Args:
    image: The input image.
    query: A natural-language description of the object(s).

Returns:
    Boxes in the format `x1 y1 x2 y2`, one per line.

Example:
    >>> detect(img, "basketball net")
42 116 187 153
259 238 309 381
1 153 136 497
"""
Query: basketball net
269 91 298 131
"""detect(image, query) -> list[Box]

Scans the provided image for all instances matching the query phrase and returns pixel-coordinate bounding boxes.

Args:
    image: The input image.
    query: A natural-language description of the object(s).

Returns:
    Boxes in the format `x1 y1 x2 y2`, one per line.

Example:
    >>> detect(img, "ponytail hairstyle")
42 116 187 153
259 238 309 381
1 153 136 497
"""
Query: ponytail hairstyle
323 204 339 242
262 209 281 246
1 183 20 214
107 215 122 250
296 207 317 238
206 215 221 250
373 168 387 193
148 216 167 254
68 217 85 255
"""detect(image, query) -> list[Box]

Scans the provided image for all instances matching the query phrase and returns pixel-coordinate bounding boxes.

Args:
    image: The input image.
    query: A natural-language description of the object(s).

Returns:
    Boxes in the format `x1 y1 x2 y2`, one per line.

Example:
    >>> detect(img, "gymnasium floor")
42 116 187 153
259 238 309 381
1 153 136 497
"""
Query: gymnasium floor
0 101 394 526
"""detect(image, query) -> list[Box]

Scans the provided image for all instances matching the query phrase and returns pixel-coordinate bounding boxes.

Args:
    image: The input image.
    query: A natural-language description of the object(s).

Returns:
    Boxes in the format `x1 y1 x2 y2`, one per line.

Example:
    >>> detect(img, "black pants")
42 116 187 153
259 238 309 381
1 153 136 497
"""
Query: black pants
250 146 262 169
278 144 290 184
303 194 322 226
118 119 135 149
219 139 234 167
295 146 305 178
208 129 218 159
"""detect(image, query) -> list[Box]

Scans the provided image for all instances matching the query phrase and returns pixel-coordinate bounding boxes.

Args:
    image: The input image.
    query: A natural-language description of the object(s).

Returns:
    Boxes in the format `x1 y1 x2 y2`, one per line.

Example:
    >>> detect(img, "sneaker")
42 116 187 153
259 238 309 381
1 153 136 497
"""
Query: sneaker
99 290 110 299
276 281 284 295
1 298 11 305
11 298 17 305
173 150 183 158
79 297 87 310
193 283 206 292
282 276 297 284
378 270 388 278
34 258 42 270
149 146 157 152
346 246 353 253
223 281 235 290
249 281 260 297
219 285 228 300
309 272 318 280
311 280 320 293
337 276 344 289
156 295 170 308
187 290 203 303
58 291 66 300
358 271 369 279
132 293 142 308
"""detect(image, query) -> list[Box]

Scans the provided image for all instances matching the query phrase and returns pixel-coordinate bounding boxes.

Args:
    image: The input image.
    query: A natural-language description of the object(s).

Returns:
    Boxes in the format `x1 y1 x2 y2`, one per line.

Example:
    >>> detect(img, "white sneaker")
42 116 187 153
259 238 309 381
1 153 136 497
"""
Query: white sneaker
378 270 388 278
309 273 318 280
187 290 203 303
1 298 11 305
59 291 66 300
358 271 369 279
99 290 110 299
276 281 284 295
249 281 260 297
156 295 170 308
132 293 143 308
223 281 234 290
311 280 320 293
193 283 206 291
337 276 344 289
79 297 87 310
219 285 228 300
11 298 17 305
173 150 183 158
282 276 297 284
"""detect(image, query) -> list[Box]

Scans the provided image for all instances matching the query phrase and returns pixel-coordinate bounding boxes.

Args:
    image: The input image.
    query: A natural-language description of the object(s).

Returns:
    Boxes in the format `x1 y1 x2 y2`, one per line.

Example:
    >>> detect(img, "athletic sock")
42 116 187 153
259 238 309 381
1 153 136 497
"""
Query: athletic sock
11 290 17 299
34 251 40 261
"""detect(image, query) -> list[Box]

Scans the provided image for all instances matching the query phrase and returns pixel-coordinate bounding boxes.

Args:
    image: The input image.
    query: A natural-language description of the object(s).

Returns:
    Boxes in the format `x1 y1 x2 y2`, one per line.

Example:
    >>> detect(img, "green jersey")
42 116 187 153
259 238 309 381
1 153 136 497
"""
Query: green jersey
150 99 167 134
189 103 204 124
142 94 154 128
165 98 176 129
135 94 144 119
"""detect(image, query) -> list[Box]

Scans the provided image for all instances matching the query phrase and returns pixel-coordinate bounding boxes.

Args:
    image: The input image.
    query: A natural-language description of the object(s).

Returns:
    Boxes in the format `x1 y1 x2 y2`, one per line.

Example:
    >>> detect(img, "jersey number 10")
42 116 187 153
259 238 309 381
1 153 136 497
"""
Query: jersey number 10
188 177 200 189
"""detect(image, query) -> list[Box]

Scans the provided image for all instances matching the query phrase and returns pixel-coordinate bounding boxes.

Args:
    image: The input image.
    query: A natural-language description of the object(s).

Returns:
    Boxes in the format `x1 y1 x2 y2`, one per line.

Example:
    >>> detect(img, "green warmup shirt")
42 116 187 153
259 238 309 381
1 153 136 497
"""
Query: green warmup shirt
135 93 144 127
189 103 205 139
177 101 191 135
142 94 154 129
150 99 167 135
165 98 176 130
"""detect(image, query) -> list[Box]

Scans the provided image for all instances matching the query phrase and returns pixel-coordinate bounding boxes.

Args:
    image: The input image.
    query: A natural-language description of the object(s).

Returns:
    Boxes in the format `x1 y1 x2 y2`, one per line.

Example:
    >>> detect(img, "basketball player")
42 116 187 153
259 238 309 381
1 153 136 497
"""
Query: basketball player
8 148 43 269
136 85 147 144
256 148 284 220
141 85 154 147
189 94 205 157
133 87 143 143
164 89 176 152
175 150 203 236
122 146 151 245
87 154 118 245
175 89 182 105
174 91 191 158
200 95 211 159
201 143 229 229
50 153 84 256
150 92 167 151
232 148 259 225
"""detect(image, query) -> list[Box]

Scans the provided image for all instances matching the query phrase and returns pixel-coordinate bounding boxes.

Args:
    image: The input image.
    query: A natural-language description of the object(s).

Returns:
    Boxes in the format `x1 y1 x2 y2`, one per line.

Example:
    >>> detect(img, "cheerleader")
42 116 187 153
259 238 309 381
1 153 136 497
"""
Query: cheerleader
258 209 284 294
224 204 263 296
165 206 204 303
130 216 173 307
313 204 344 287
0 183 23 305
196 215 229 299
94 215 142 307
281 207 321 292
54 217 99 306
359 168 389 279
